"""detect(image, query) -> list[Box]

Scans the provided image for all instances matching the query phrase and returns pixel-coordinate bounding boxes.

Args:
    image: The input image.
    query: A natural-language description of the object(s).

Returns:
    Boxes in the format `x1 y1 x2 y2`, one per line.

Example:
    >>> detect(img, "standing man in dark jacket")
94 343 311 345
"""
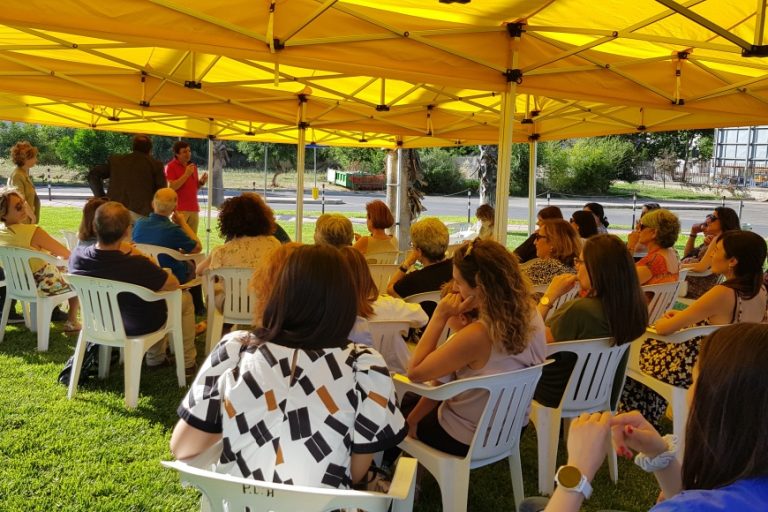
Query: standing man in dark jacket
88 134 166 220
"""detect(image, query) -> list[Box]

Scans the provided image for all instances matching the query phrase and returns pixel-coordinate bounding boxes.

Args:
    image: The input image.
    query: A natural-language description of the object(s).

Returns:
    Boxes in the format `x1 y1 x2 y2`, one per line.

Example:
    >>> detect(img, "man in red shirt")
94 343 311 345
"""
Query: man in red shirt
164 141 207 234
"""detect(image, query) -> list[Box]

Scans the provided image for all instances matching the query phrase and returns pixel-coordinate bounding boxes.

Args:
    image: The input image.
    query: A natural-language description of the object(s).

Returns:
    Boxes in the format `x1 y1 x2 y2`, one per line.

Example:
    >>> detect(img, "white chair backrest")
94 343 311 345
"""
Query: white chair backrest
134 243 204 265
463 364 546 463
60 230 79 251
66 274 179 342
643 281 682 325
368 264 398 294
403 290 449 344
533 282 580 313
546 337 629 415
205 267 255 324
161 456 418 512
0 246 58 300
368 320 411 374
365 251 399 264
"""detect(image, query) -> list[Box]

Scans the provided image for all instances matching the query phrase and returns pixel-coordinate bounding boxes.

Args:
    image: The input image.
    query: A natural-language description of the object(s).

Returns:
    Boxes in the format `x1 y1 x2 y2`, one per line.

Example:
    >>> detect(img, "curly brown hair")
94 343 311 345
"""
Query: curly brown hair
218 193 276 241
453 239 534 354
10 141 38 167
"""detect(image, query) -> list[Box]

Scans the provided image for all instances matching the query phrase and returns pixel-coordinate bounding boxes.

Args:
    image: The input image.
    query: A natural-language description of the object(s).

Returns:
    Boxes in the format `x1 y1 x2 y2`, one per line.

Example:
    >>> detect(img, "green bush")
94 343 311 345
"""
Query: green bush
541 137 636 194
420 147 472 194
55 130 131 171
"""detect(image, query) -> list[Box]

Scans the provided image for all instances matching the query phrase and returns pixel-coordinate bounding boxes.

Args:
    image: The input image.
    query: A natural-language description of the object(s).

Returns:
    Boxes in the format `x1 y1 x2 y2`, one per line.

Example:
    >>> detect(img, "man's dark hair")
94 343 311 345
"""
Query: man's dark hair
93 201 131 245
172 140 190 155
132 134 152 154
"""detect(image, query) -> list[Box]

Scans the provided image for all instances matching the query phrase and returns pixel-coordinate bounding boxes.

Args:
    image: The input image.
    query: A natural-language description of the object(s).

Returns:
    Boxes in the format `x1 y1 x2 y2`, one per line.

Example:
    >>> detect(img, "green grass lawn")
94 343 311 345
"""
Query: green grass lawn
0 206 663 511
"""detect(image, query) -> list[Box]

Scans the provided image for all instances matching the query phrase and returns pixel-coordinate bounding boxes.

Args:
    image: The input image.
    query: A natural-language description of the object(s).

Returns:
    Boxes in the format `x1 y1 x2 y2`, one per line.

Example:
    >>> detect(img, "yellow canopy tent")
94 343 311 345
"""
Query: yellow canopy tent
2 0 768 240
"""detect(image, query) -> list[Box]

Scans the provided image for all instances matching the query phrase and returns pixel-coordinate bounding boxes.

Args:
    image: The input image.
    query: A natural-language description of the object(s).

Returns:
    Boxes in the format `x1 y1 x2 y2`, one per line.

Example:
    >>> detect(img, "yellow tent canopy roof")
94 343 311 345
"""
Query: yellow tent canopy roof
0 1 767 143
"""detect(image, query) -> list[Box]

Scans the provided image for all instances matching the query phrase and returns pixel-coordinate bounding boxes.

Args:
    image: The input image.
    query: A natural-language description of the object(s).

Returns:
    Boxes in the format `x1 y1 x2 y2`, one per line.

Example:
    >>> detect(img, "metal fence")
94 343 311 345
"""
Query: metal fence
632 159 768 189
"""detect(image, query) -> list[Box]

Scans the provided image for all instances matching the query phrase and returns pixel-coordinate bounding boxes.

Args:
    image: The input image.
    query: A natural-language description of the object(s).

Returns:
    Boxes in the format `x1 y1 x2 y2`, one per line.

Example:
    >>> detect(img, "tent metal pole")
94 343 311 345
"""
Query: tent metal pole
528 140 537 235
206 131 214 254
296 94 308 242
494 83 515 246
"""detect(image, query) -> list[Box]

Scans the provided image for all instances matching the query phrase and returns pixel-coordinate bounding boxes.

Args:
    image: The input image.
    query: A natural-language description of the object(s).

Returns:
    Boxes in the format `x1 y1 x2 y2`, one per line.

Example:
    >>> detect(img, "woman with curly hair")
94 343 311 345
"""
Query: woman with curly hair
353 200 398 255
403 239 547 456
196 193 281 309
627 208 681 285
520 219 581 286
9 141 40 223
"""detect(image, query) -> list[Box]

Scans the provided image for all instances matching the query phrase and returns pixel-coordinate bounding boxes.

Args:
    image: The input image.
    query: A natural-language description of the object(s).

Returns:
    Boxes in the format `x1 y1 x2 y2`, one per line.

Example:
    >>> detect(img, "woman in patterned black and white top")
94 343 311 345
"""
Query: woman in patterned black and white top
171 245 407 488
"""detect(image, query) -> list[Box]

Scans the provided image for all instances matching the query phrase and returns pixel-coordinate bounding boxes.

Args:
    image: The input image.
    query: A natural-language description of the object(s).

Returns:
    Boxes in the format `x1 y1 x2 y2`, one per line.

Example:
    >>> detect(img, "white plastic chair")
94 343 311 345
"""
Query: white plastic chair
161 455 418 512
626 325 724 460
393 363 548 512
530 337 630 495
0 246 77 351
403 290 450 345
643 281 683 325
533 283 580 314
134 243 205 270
365 250 399 264
65 274 186 409
204 267 255 354
368 263 398 294
368 320 411 375
60 230 79 250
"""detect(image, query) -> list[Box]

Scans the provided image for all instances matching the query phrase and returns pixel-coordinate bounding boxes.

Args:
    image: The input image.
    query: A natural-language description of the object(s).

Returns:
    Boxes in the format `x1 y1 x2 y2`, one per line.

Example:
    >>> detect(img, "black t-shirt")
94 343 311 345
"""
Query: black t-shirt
393 259 453 318
69 246 170 336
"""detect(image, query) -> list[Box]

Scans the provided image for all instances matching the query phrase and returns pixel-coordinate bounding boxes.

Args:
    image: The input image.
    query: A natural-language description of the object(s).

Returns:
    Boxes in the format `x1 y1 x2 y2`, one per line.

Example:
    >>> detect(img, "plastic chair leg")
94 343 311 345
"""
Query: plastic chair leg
36 301 53 352
607 433 618 484
123 341 144 409
206 312 224 355
67 333 88 400
508 448 524 512
0 293 11 343
671 388 689 461
436 465 469 512
98 346 111 379
534 407 562 495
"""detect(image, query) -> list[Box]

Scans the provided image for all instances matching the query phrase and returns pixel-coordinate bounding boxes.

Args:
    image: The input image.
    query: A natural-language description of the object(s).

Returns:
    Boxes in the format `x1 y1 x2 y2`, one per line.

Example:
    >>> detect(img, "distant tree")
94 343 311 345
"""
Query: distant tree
404 149 426 220
476 145 498 207
55 130 131 171
236 142 297 187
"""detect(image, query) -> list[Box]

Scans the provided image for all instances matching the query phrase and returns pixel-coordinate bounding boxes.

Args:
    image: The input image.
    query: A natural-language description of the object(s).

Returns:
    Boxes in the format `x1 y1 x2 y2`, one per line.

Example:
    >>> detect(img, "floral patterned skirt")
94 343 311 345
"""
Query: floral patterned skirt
619 336 701 428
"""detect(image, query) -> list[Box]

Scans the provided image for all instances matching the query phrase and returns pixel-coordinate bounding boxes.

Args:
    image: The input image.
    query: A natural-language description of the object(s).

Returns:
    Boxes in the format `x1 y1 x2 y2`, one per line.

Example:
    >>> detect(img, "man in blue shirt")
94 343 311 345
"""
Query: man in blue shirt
132 188 202 283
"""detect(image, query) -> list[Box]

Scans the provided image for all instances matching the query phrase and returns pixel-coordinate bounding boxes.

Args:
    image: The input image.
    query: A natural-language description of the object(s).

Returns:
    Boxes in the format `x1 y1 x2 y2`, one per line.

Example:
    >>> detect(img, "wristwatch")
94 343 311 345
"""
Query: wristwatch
539 295 552 308
398 264 410 273
554 465 592 499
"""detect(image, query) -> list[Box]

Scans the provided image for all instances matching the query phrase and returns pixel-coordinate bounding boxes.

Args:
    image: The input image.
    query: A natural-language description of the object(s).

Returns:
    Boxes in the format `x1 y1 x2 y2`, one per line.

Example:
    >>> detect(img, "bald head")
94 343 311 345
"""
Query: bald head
152 188 178 216
94 201 131 245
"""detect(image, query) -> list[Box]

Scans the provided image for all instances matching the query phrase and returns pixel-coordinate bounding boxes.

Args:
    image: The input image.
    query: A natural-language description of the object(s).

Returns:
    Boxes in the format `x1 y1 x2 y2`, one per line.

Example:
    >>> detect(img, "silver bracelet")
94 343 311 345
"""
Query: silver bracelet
634 434 679 472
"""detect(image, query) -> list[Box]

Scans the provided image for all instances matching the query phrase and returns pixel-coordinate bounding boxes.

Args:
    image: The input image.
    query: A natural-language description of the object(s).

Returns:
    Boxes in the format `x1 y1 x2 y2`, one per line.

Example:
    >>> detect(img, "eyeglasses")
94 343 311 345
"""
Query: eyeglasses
574 257 583 266
534 233 548 241
709 215 719 222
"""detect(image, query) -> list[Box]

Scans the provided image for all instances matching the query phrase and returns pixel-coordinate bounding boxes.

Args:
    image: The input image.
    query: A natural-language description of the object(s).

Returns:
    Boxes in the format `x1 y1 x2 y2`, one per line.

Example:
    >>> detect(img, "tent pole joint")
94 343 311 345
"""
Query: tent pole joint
528 133 540 141
742 45 768 57
504 69 523 84
184 80 202 89
272 39 285 51
506 23 525 38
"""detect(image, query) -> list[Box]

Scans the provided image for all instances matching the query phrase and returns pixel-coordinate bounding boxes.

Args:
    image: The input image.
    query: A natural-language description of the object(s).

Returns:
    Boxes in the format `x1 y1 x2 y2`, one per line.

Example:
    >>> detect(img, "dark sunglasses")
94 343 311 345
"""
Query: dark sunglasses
709 215 719 221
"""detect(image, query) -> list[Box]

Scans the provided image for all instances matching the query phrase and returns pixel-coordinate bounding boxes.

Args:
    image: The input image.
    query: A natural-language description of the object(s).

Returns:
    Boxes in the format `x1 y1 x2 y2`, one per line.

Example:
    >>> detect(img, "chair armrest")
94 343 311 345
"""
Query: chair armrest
178 440 223 471
645 324 725 344
392 373 478 401
686 269 713 277
388 456 417 503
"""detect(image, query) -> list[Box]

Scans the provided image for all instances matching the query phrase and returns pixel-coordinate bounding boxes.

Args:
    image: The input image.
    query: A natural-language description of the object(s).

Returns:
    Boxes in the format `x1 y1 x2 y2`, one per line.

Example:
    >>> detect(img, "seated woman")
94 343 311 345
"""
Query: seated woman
535 234 648 407
621 230 767 427
514 206 563 264
353 200 398 257
403 239 547 456
0 187 80 331
340 246 428 367
583 202 610 235
171 244 407 488
314 213 354 248
474 204 495 241
196 193 281 310
77 196 110 247
627 208 681 285
520 219 581 286
569 211 598 241
532 323 768 512
681 207 740 299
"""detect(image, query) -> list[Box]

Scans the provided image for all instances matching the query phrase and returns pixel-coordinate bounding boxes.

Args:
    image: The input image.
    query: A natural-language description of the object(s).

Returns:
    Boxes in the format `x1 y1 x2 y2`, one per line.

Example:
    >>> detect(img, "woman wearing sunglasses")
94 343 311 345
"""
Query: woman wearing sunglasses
628 209 681 285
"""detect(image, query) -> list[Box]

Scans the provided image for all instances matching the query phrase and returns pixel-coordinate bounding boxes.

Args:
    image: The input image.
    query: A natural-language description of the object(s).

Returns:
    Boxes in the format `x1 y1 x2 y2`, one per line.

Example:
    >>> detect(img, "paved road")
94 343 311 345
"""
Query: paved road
38 186 768 237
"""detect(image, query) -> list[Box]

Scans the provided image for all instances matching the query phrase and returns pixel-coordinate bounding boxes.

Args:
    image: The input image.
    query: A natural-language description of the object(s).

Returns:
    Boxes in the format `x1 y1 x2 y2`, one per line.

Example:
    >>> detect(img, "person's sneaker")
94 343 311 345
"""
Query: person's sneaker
51 306 69 322
7 309 25 324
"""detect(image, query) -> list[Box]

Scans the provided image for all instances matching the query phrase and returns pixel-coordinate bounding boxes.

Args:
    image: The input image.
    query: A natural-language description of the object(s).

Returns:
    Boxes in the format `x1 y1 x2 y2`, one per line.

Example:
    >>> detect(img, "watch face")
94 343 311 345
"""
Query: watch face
540 295 550 306
558 466 582 488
